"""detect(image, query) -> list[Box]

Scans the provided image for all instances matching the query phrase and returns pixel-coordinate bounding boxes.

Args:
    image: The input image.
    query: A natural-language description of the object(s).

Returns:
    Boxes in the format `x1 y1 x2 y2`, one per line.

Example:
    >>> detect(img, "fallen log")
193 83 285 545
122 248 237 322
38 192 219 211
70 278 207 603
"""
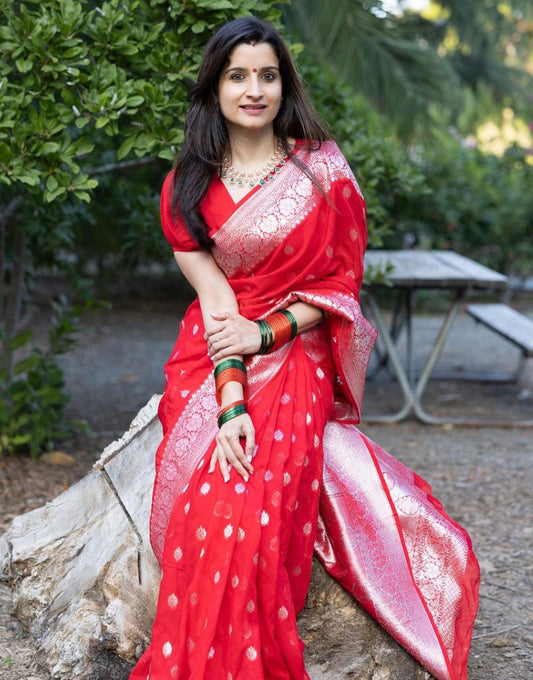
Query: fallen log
0 396 429 679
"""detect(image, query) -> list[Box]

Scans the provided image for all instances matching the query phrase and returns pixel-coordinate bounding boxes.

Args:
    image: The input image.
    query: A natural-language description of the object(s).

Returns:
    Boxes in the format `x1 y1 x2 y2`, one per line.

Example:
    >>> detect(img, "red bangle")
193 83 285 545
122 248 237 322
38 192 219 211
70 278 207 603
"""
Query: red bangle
215 367 249 406
264 312 293 351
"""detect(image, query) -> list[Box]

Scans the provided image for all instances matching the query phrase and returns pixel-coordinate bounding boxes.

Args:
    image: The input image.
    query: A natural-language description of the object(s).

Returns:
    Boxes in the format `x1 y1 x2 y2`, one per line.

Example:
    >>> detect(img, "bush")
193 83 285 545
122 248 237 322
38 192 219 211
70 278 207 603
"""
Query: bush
391 141 533 276
0 293 89 458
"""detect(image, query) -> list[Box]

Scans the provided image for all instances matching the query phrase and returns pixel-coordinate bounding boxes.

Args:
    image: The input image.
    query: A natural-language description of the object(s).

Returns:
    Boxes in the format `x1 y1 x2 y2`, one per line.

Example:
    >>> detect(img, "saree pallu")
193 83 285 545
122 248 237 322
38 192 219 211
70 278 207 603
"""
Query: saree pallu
130 142 479 680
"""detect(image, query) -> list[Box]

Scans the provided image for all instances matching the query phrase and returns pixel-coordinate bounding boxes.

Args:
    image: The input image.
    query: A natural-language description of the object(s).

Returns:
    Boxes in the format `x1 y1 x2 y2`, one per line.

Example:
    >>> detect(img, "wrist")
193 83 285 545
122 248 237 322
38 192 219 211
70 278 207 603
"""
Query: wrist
219 381 245 405
256 308 298 354
214 357 248 406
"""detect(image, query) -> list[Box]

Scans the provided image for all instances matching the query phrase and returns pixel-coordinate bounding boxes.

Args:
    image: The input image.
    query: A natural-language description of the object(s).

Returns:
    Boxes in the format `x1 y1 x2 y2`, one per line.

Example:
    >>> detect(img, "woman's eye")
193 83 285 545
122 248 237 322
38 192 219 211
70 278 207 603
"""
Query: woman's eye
262 72 276 81
230 73 244 81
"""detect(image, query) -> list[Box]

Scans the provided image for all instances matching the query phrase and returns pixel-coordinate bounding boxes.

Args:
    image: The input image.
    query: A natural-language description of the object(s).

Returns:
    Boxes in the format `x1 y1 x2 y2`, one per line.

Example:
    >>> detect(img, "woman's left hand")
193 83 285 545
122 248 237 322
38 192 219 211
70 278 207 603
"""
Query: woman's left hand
206 312 261 361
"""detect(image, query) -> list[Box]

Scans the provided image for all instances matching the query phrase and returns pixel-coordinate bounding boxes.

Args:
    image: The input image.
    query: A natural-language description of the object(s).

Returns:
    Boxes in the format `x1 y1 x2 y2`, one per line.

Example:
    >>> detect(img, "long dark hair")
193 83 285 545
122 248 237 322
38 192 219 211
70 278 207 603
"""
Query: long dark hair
171 17 330 250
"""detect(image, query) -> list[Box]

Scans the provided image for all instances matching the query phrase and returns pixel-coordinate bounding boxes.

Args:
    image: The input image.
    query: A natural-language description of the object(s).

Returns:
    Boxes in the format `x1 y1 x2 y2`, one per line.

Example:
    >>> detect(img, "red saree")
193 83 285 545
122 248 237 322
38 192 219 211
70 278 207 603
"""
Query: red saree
130 141 479 680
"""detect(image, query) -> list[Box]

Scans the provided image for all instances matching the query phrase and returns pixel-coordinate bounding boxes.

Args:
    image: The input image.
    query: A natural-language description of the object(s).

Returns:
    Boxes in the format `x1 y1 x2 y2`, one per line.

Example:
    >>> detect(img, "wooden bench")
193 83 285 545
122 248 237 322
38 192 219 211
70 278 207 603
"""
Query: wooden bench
466 303 533 386
466 303 533 357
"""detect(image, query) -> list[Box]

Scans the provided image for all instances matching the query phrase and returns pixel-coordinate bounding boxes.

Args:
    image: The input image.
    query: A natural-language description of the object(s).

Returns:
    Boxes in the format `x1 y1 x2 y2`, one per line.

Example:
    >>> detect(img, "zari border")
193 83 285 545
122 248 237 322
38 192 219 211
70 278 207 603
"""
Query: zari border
212 142 361 278
150 372 219 562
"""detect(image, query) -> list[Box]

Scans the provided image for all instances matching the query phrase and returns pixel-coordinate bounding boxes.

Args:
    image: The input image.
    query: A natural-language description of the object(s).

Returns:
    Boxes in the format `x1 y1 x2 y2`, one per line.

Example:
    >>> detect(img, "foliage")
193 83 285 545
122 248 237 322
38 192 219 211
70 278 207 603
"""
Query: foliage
401 1 533 125
0 0 285 457
0 0 285 202
283 0 461 137
302 55 533 278
0 291 90 458
300 60 428 248
389 140 533 276
284 0 533 137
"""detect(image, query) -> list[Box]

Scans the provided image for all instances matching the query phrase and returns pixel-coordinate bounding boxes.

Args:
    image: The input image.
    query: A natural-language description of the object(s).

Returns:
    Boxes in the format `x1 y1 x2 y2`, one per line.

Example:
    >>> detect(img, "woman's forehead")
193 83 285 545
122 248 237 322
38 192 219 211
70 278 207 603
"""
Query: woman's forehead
226 42 279 67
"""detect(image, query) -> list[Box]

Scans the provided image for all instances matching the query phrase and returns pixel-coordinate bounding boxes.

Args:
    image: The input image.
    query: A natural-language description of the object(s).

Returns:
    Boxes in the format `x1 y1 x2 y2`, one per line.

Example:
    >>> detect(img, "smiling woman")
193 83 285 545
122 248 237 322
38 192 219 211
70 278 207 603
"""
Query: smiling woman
217 42 284 202
218 42 282 127
129 15 479 680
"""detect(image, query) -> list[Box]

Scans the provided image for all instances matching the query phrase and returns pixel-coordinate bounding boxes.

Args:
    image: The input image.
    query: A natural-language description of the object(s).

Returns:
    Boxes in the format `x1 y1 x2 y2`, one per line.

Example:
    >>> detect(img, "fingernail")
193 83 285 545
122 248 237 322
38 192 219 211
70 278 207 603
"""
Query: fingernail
244 474 249 482
224 475 230 483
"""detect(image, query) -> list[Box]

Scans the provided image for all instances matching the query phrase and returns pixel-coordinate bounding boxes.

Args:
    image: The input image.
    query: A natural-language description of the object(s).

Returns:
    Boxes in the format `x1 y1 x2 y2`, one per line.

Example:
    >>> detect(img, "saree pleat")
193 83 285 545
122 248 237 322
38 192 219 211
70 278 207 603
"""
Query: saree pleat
132 335 335 679
131 141 479 680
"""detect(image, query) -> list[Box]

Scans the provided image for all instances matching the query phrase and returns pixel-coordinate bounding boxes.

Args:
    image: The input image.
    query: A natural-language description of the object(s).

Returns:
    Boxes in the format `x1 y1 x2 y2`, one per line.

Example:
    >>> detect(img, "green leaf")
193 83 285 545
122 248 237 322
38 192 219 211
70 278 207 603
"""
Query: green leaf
15 57 33 73
17 173 40 187
46 174 59 192
117 135 135 160
44 185 67 202
14 355 41 375
158 147 175 161
9 329 33 350
73 140 95 156
39 142 61 155
126 95 144 107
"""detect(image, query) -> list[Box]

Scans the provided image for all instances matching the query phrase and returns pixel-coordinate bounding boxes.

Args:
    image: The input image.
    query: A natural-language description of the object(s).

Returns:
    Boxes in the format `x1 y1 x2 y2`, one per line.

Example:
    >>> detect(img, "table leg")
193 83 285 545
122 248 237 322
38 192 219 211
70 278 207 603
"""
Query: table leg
363 293 416 422
412 290 465 423
363 289 466 424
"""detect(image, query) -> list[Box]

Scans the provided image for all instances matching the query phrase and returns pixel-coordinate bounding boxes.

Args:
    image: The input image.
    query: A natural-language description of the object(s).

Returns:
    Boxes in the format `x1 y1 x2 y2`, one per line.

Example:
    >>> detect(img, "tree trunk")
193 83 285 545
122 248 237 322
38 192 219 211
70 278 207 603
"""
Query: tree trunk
0 396 430 680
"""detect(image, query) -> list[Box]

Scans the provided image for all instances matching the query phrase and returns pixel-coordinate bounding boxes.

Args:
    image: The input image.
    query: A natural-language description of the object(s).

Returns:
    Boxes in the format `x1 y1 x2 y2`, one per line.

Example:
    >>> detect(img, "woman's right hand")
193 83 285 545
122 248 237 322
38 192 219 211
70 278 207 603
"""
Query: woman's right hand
209 412 256 483
206 312 261 361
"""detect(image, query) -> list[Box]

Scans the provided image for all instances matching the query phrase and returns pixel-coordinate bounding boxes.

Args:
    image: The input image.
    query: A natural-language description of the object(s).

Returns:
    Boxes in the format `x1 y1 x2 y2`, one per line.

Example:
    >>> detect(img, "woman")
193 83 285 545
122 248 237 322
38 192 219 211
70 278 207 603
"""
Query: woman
130 17 479 680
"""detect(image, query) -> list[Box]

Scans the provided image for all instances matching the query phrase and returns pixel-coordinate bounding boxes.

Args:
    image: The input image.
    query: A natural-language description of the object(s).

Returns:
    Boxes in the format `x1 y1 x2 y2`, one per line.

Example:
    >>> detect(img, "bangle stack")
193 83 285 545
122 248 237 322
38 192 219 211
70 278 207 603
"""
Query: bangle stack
256 308 298 354
218 400 247 428
214 358 248 406
214 359 249 426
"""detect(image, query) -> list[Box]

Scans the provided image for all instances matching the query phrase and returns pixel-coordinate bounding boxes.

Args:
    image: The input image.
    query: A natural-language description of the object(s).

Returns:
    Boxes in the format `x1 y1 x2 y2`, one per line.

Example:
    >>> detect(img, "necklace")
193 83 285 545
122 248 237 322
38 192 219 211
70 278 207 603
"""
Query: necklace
221 140 287 188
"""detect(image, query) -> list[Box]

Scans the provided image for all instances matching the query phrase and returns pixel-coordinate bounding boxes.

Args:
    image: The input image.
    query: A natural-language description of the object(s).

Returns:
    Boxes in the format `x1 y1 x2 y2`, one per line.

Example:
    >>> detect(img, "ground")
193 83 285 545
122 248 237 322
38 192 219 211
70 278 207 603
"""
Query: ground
1 279 532 679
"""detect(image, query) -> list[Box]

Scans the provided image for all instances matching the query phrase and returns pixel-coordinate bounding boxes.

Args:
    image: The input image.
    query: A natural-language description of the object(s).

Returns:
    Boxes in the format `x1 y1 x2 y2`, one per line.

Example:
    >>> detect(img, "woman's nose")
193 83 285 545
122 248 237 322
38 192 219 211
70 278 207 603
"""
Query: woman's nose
246 75 263 98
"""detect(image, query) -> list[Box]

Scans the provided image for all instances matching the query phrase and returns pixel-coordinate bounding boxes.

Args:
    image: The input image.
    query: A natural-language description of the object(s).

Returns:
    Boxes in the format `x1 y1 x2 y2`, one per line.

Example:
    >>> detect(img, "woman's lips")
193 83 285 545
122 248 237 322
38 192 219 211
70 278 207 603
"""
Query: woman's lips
240 105 267 114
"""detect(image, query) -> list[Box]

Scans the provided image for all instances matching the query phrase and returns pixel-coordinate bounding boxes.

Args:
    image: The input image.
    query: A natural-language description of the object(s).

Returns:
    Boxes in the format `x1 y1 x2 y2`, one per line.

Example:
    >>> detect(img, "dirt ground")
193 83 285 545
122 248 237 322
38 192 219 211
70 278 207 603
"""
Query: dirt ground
1 280 532 679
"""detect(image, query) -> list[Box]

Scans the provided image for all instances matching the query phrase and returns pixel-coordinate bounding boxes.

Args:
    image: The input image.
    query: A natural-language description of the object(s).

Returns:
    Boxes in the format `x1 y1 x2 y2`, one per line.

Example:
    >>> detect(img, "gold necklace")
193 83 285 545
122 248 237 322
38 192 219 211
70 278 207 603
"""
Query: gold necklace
221 140 286 188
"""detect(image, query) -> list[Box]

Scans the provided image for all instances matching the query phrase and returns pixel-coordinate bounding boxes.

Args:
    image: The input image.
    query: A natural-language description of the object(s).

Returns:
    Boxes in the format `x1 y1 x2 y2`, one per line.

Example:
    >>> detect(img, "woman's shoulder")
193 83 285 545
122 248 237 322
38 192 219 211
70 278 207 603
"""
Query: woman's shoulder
296 140 360 191
159 169 202 252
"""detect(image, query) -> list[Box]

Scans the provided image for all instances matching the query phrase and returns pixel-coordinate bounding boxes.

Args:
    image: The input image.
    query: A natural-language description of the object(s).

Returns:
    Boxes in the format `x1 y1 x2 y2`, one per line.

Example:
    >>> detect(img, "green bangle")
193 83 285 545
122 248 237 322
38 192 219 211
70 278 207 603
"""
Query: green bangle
214 358 247 379
256 319 274 354
218 403 247 427
279 309 298 340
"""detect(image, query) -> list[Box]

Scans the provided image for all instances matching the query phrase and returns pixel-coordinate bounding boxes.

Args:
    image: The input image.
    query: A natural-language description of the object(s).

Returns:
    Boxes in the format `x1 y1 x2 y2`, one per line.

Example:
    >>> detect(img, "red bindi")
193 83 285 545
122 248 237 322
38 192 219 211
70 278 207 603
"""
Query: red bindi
252 68 258 73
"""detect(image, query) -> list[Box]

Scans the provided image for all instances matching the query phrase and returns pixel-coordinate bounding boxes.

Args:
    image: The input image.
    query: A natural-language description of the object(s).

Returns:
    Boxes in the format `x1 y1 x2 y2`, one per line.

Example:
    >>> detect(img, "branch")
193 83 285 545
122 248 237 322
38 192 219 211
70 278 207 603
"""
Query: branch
0 196 24 325
4 227 26 339
85 156 159 177
0 196 24 225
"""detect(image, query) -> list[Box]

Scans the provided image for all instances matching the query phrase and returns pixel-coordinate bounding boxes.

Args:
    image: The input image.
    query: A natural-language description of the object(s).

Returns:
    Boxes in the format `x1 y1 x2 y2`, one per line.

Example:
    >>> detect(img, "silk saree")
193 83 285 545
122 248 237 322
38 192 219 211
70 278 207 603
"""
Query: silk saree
130 141 479 680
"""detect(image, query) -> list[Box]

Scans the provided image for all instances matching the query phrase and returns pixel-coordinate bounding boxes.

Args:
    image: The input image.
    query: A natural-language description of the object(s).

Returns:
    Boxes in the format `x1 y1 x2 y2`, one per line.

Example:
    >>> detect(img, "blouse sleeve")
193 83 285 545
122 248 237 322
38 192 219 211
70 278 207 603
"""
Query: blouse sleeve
160 171 201 252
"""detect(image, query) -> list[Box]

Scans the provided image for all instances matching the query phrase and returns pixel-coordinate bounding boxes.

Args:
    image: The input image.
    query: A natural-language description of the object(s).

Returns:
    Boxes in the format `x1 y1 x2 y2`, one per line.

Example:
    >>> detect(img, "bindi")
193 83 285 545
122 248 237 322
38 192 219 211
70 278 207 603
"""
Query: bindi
252 68 258 73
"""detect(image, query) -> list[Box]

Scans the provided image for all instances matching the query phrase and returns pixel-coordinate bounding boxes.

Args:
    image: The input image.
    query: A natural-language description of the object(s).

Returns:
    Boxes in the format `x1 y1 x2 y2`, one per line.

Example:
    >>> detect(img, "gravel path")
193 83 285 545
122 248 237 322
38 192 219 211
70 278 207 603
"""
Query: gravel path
1 286 532 679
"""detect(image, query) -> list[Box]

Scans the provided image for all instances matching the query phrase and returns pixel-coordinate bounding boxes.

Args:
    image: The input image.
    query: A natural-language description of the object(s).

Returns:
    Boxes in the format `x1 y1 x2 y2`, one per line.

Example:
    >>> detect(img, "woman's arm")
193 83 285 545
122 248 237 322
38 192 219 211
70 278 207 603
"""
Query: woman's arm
174 249 256 482
207 301 325 362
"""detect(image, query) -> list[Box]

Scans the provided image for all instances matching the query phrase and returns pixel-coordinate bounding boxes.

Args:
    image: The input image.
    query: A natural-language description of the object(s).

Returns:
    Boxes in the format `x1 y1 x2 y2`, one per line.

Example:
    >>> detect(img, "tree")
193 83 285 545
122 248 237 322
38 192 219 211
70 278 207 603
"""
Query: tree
0 0 285 455
283 0 533 136
282 0 461 136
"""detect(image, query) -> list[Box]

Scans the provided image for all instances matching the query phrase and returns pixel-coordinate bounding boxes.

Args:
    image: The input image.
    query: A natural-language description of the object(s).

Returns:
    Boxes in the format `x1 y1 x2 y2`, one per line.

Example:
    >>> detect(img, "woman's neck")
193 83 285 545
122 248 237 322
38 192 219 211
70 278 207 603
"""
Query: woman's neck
226 128 278 170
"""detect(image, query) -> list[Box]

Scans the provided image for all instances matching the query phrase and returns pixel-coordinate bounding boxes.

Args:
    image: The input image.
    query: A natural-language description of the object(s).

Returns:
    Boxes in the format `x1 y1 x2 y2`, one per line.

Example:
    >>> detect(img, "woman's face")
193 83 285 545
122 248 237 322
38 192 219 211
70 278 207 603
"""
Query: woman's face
217 42 282 136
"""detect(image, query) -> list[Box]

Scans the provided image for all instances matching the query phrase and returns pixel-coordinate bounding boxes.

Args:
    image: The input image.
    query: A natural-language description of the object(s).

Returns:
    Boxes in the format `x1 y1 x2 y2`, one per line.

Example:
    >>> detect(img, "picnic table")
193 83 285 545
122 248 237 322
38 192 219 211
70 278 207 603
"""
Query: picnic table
361 249 515 424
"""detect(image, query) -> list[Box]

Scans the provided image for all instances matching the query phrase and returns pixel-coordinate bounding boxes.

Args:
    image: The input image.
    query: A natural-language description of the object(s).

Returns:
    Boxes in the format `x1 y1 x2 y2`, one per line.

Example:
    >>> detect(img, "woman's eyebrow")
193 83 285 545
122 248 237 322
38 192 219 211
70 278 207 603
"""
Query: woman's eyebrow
224 66 280 74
